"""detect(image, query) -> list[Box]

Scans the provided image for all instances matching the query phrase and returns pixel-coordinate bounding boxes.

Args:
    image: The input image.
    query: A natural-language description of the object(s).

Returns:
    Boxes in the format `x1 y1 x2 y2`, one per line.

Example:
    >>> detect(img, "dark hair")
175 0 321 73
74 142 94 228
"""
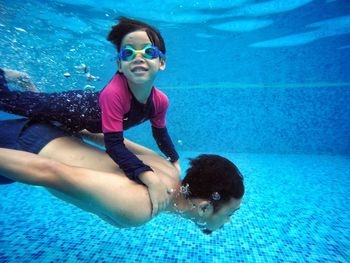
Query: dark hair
182 154 244 212
107 16 166 54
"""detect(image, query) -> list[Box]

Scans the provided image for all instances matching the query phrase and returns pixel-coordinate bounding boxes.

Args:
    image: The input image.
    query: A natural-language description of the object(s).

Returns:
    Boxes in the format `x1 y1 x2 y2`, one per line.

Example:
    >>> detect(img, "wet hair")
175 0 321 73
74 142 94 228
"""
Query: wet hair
107 16 166 54
182 154 244 213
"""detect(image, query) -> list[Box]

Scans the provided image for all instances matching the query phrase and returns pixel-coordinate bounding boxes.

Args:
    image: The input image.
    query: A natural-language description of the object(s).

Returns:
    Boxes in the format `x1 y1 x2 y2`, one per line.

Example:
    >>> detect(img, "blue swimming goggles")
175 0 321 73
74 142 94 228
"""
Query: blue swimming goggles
118 44 164 61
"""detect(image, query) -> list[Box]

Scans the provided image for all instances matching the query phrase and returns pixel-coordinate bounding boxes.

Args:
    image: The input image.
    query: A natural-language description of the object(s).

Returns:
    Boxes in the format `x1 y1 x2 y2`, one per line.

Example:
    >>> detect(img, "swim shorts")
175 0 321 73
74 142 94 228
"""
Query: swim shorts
0 118 72 184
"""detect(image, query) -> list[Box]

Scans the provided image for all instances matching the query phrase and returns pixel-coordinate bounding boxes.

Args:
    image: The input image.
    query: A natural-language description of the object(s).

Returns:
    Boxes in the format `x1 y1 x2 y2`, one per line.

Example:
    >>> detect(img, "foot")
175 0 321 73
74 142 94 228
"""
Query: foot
2 69 39 92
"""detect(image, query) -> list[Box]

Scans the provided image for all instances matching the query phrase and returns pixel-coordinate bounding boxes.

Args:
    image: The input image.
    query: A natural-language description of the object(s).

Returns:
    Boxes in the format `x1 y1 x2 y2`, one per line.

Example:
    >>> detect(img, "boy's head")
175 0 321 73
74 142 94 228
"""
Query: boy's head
107 16 166 54
182 154 245 213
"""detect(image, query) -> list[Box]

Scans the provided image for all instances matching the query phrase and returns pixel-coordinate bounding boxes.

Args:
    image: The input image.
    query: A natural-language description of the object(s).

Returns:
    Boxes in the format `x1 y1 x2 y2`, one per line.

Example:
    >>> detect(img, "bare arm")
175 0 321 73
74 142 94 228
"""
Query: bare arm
0 147 152 226
0 148 102 204
0 148 59 186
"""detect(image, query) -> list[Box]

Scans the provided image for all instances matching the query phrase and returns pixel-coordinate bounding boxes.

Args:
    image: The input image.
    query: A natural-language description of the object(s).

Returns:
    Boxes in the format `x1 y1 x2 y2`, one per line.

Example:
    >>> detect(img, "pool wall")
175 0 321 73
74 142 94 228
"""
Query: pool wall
127 84 350 155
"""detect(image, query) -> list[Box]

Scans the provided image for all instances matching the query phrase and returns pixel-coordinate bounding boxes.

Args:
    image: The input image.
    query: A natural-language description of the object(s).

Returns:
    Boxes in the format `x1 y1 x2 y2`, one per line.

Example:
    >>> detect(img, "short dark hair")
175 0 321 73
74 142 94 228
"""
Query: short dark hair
182 154 244 212
107 16 166 54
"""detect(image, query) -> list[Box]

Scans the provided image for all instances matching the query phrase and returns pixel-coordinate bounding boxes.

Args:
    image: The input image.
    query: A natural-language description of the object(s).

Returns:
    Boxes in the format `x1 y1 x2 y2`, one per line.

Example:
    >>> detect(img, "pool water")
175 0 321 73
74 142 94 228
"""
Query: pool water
1 0 350 262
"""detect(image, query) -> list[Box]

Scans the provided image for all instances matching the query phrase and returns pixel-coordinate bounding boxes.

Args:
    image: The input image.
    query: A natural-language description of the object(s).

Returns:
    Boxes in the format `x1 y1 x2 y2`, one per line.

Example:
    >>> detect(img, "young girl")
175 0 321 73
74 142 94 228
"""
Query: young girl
0 17 179 215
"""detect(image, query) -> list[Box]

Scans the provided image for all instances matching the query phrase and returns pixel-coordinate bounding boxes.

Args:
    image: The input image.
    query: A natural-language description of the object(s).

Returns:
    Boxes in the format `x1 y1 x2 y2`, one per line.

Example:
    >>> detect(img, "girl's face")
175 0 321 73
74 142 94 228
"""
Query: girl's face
118 30 166 87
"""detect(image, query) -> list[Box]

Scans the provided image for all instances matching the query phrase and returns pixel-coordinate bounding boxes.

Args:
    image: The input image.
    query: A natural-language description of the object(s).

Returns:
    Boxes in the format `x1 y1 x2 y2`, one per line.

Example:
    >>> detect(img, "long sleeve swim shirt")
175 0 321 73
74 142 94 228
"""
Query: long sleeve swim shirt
99 73 179 182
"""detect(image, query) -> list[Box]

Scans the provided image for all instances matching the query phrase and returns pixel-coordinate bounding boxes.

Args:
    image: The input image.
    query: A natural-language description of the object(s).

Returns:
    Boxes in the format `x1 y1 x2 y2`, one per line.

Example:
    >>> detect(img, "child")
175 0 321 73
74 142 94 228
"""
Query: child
0 17 179 215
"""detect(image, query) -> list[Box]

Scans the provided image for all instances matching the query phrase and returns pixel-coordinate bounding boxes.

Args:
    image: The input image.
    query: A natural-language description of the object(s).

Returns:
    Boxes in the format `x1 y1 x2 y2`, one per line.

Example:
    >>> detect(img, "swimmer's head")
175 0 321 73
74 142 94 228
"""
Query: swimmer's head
182 154 244 213
107 16 166 55
180 155 244 233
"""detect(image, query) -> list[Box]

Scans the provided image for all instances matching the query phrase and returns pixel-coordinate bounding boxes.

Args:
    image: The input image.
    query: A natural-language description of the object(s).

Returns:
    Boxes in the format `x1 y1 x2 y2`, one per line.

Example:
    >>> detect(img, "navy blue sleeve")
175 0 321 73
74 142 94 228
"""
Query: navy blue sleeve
104 132 153 184
152 126 179 162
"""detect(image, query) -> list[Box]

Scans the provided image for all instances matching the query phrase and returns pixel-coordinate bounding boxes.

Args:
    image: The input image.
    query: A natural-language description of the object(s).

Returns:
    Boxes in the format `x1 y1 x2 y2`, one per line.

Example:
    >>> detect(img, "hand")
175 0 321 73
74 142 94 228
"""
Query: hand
139 171 171 217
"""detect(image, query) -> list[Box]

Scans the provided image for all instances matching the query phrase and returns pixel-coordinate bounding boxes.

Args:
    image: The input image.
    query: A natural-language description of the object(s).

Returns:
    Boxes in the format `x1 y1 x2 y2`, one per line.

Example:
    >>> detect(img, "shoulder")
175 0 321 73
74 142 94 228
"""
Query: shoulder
100 73 129 96
152 87 169 108
99 73 130 103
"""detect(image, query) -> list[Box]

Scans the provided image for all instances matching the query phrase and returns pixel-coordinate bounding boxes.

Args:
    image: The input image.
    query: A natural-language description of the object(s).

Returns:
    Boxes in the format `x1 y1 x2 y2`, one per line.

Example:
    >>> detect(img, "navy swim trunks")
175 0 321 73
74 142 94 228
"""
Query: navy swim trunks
0 118 72 184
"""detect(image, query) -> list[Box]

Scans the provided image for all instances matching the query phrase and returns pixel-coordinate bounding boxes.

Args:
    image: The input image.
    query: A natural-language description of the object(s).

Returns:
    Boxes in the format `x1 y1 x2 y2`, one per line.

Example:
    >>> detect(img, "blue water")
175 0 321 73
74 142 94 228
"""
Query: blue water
1 0 350 262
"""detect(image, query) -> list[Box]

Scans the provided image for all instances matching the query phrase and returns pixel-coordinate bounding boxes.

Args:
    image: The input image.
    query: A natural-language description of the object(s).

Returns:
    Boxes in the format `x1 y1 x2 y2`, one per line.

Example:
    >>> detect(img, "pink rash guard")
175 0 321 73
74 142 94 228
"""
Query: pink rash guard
99 73 168 133
99 73 178 183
